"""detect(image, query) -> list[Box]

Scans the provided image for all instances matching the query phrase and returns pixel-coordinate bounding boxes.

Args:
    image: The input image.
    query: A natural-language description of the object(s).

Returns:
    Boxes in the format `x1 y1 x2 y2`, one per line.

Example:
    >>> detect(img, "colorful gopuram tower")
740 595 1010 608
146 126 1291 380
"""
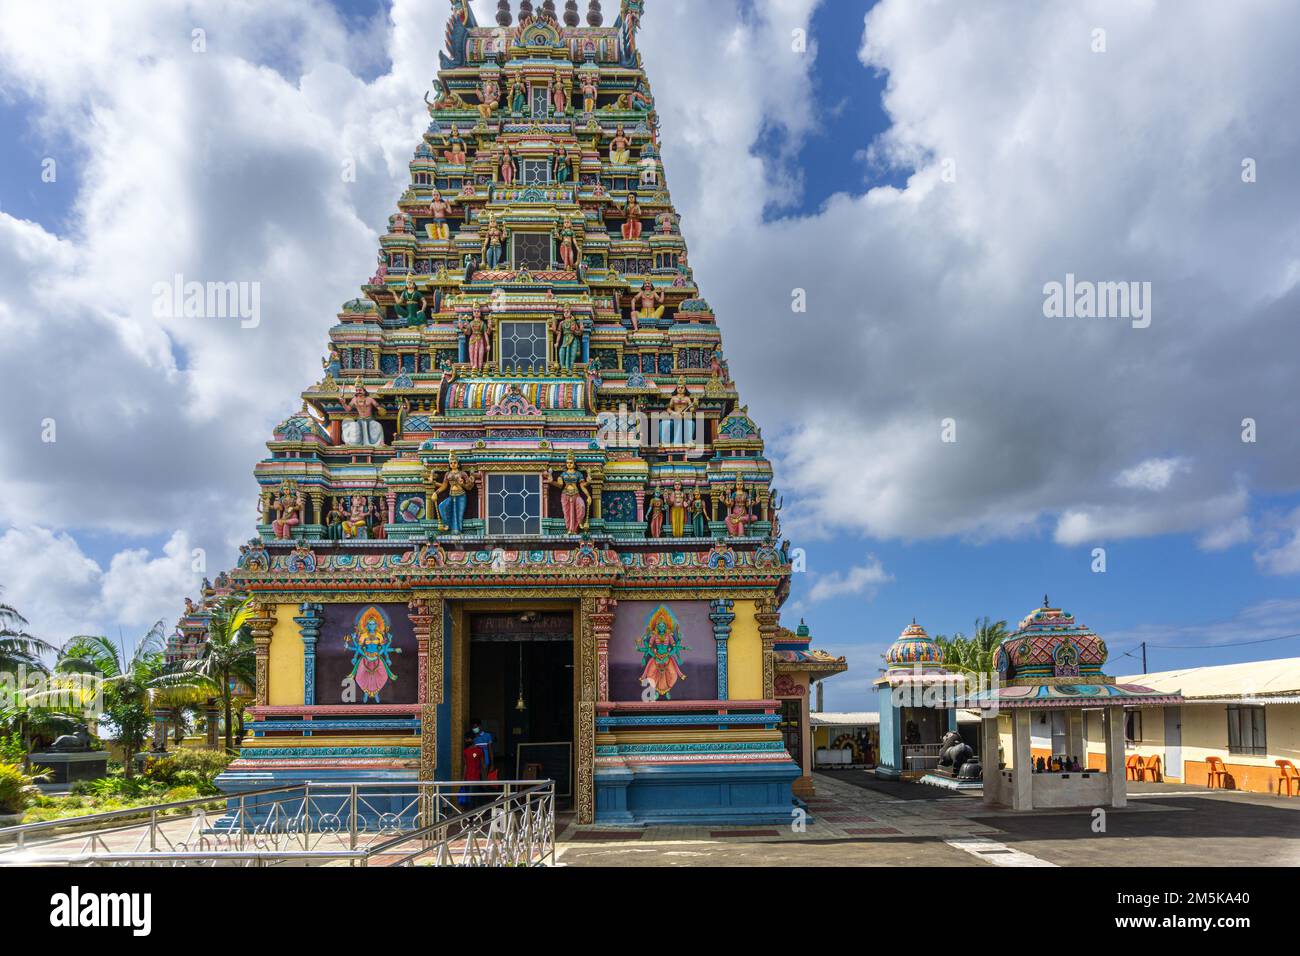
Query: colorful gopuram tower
214 0 845 825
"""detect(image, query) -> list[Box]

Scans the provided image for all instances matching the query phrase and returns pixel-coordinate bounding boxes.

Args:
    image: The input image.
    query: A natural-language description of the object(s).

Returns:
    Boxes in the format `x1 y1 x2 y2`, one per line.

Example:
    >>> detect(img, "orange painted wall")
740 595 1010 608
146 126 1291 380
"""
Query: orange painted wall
1184 758 1298 796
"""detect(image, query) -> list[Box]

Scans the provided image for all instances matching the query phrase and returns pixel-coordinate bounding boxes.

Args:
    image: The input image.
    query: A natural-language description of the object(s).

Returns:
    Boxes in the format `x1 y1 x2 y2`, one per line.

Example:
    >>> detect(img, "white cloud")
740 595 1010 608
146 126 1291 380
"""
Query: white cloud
808 555 893 603
0 527 202 646
1115 457 1190 492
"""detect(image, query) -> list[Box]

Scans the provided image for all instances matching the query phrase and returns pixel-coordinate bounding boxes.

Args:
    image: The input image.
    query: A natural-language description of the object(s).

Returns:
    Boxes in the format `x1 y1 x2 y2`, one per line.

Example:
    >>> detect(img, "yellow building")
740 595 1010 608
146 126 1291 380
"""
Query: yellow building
1081 657 1300 795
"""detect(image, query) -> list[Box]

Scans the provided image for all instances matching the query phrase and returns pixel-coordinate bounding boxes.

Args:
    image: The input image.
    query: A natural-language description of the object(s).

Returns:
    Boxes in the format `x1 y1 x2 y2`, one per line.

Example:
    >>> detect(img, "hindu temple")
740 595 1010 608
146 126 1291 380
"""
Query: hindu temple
200 0 845 826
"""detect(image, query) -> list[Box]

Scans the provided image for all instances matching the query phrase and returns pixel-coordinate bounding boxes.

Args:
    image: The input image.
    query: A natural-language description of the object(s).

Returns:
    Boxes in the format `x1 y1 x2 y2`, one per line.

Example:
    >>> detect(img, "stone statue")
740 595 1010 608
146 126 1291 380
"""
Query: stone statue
625 279 663 331
610 124 632 165
690 491 710 537
434 453 479 534
426 189 452 241
645 489 665 539
459 304 491 371
549 453 591 535
394 276 426 327
581 73 599 114
341 380 386 446
271 482 302 540
510 77 527 115
50 725 93 753
443 124 468 165
555 215 581 271
724 477 756 537
553 305 582 371
499 143 517 185
937 730 982 780
341 496 373 540
621 192 643 239
667 482 688 538
481 213 507 270
659 377 696 447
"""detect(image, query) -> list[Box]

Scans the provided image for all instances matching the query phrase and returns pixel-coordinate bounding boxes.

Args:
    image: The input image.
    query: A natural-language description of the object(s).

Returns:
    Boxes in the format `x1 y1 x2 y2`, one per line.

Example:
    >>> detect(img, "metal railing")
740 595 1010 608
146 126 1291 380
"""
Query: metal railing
0 780 555 867
904 743 943 771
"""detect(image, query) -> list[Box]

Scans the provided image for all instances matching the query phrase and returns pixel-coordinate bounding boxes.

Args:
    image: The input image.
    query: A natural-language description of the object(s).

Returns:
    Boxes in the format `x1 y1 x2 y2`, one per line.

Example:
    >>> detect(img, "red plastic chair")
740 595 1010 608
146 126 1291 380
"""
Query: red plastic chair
1143 754 1162 783
1276 760 1299 797
1206 756 1229 789
1125 754 1145 781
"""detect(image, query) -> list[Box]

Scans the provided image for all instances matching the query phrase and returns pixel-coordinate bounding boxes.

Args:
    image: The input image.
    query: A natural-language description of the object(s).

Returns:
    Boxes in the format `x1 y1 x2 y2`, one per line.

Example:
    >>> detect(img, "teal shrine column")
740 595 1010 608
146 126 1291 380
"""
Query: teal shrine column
709 599 735 699
295 602 323 708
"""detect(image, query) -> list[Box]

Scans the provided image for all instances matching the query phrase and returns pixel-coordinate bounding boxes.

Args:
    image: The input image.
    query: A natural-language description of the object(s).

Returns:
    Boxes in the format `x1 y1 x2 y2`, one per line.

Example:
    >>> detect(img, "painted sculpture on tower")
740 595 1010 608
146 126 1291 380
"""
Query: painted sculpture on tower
724 477 756 537
550 453 591 535
434 453 478 534
341 380 385 447
660 378 696 447
459 304 491 371
552 304 583 371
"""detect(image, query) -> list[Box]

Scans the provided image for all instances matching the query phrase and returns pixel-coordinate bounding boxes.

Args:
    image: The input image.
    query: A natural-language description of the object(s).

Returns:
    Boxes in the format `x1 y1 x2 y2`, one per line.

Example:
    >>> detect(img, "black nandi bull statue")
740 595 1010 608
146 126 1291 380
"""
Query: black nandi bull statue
936 730 982 780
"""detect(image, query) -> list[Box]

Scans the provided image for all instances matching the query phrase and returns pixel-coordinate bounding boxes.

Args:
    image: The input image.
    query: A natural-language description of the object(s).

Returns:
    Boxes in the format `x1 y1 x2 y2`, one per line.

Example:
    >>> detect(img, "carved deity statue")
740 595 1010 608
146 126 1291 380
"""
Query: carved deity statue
459 304 492 371
724 477 756 537
555 214 582 271
553 304 583 371
443 124 468 165
341 380 385 447
625 279 663 331
659 377 696 447
426 189 452 241
645 489 665 539
342 496 373 540
667 482 688 538
549 452 591 535
271 482 302 540
621 192 643 239
610 124 632 165
394 276 426 327
481 213 508 270
434 453 479 534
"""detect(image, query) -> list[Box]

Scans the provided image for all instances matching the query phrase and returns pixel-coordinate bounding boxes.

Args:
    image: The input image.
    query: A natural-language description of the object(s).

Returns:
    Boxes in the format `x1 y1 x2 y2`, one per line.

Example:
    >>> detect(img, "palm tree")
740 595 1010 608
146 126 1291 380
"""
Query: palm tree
934 617 1010 678
56 623 205 778
182 596 256 755
0 586 54 673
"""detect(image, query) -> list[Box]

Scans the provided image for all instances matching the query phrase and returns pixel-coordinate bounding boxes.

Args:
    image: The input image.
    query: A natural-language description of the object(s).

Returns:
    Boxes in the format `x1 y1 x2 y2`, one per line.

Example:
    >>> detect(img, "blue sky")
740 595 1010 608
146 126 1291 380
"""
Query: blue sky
3 0 1300 713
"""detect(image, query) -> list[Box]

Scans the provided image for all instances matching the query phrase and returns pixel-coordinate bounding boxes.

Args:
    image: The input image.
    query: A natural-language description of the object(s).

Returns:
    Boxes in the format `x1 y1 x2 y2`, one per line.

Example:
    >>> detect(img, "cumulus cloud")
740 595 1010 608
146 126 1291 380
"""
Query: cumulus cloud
1115 457 1190 492
808 554 893 603
0 527 202 645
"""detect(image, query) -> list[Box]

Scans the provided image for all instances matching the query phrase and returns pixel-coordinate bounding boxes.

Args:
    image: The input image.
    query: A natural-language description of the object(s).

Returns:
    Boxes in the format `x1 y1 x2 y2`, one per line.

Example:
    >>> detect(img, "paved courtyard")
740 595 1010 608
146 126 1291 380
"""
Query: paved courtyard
553 769 1300 867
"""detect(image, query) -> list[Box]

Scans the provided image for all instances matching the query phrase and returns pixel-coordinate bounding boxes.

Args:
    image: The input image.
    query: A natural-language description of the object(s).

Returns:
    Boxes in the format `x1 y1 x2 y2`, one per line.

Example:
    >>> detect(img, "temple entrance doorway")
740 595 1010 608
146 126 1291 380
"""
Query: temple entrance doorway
468 610 574 806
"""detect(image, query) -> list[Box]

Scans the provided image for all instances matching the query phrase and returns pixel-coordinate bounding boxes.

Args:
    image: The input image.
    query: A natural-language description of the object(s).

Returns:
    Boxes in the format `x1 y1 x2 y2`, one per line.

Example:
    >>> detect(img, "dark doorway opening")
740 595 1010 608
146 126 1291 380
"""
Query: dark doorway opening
469 611 574 805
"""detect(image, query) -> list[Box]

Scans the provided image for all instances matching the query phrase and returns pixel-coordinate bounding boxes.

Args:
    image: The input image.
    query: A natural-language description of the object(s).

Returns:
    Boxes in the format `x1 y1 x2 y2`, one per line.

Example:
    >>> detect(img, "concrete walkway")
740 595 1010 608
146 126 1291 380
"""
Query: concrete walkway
553 769 1300 867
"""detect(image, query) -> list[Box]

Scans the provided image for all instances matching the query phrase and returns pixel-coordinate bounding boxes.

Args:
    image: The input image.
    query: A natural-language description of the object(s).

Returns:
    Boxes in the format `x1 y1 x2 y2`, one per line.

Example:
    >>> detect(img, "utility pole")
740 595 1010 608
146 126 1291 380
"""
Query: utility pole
1140 641 1147 674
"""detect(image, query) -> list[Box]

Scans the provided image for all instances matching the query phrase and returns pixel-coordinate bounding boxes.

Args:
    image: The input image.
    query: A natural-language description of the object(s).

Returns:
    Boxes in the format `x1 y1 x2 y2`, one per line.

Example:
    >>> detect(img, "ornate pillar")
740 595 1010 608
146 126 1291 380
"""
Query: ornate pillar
589 468 604 520
250 602 278 707
205 705 220 749
709 598 735 700
386 491 398 526
755 598 780 701
309 490 324 527
410 598 445 781
151 709 170 753
577 596 600 823
295 602 323 706
634 489 645 522
592 597 617 703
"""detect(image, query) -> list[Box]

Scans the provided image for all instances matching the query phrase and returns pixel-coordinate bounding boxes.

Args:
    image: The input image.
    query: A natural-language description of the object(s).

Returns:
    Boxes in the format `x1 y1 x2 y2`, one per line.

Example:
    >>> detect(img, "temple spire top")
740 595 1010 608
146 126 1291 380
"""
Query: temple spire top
587 0 603 27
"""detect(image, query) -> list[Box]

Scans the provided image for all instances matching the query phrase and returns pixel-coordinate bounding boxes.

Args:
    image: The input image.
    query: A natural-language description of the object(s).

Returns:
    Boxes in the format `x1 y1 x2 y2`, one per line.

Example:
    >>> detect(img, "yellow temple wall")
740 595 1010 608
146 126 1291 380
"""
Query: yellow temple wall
267 603 304 706
728 600 763 700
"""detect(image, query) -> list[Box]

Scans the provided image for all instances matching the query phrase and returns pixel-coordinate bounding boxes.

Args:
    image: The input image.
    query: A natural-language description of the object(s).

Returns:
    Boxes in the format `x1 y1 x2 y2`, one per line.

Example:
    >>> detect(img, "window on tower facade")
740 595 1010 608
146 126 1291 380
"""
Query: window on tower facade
486 474 541 536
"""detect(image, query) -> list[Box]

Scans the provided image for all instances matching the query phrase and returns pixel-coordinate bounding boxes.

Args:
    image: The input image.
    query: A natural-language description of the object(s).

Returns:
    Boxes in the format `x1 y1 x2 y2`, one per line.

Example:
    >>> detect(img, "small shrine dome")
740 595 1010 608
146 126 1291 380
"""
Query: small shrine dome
995 596 1108 684
885 620 945 668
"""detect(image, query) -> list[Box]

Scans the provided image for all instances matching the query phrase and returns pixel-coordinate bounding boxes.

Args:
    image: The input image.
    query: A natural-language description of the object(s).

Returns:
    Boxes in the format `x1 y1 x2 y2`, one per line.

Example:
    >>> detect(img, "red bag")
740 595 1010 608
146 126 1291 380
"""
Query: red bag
487 767 500 782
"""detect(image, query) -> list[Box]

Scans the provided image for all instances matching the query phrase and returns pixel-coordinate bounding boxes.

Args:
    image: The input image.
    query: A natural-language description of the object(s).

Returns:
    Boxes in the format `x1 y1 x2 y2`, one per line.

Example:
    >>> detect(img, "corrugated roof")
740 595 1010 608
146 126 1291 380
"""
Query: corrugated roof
1117 656 1300 700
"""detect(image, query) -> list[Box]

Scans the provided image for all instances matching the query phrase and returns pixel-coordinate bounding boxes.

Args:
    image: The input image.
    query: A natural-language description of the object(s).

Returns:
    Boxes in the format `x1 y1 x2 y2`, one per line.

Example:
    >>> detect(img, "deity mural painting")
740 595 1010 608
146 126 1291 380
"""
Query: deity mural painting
314 603 418 706
609 601 716 702
345 606 401 703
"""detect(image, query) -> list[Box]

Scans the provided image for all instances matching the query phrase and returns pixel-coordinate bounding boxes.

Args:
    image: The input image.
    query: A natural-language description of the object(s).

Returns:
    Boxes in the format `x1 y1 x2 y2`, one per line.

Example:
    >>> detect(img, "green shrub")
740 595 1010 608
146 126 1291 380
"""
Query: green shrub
161 785 200 802
0 732 25 764
0 762 46 815
144 749 232 794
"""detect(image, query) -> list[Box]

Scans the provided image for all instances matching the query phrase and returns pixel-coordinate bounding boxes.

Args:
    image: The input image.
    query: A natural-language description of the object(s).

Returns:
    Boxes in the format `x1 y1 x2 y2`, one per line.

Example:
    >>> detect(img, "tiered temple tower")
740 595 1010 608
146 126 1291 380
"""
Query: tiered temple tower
214 0 845 825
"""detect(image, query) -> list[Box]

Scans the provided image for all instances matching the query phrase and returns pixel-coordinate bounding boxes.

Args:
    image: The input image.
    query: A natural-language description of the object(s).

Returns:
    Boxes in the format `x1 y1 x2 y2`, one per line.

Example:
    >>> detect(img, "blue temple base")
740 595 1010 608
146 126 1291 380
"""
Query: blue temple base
595 760 801 827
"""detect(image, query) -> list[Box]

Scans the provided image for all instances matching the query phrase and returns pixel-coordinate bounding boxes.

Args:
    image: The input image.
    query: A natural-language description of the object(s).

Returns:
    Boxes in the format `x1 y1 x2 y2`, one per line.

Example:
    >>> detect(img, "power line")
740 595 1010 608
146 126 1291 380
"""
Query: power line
1114 631 1300 653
